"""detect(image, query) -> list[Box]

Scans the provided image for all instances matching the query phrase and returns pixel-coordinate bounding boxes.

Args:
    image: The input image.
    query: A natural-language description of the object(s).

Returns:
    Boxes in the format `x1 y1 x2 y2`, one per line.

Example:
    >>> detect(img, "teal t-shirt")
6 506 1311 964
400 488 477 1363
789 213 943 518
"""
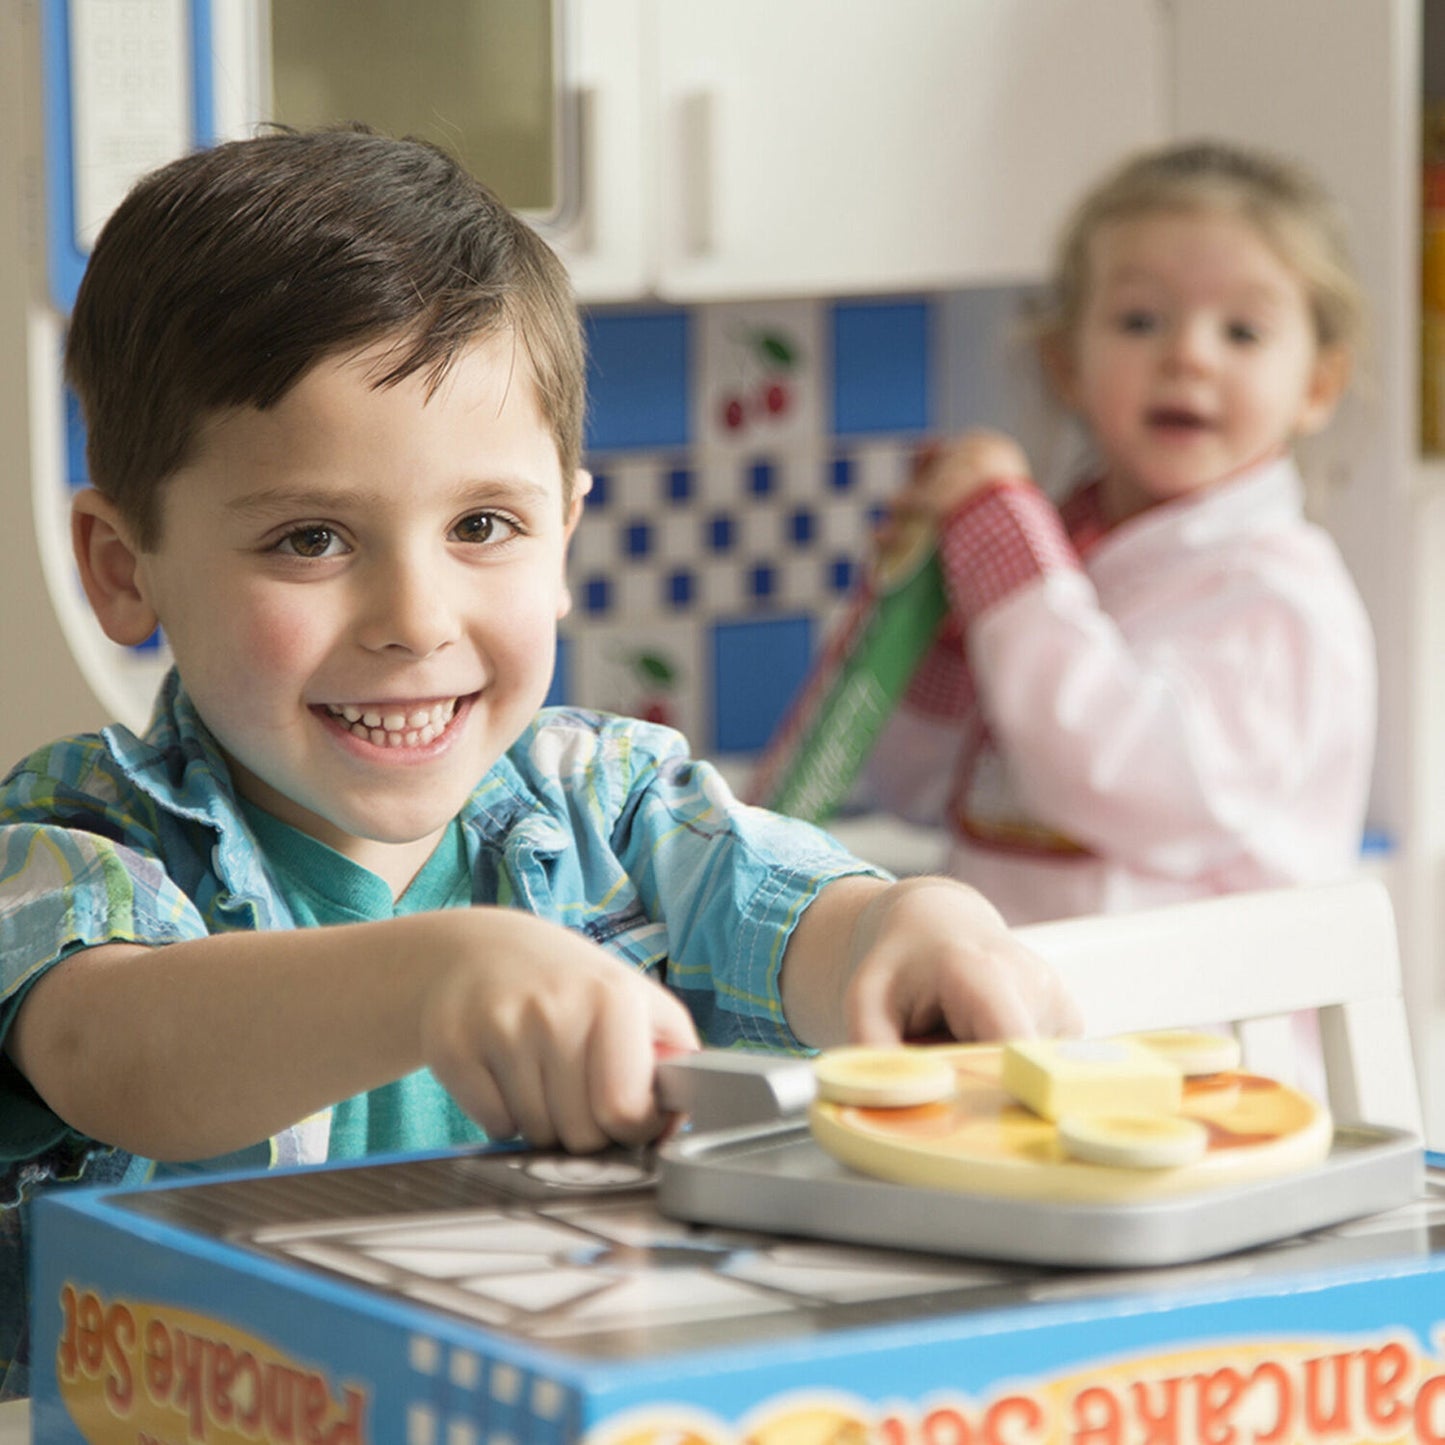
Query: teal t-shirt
241 804 491 1159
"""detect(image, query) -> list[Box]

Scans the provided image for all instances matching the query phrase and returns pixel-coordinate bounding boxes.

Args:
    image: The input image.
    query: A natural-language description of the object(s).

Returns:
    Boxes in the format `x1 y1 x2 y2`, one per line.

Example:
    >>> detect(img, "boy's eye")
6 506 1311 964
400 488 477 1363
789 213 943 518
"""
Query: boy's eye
277 525 346 559
452 511 518 545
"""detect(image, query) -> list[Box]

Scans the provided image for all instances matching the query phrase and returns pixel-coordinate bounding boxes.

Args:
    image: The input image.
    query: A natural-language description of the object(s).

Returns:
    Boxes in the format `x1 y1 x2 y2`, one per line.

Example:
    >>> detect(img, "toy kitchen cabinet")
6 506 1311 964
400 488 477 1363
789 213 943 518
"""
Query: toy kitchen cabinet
552 0 1165 302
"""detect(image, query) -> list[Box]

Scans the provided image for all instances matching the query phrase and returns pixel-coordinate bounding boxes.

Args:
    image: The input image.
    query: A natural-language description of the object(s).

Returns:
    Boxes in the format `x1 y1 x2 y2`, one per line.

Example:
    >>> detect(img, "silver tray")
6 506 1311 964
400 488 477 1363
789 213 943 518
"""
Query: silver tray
653 1052 1424 1269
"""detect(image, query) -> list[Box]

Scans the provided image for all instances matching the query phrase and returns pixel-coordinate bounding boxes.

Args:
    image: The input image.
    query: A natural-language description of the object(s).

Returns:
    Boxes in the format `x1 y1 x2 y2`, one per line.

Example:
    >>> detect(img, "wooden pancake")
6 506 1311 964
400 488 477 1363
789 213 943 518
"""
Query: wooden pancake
808 1043 1332 1203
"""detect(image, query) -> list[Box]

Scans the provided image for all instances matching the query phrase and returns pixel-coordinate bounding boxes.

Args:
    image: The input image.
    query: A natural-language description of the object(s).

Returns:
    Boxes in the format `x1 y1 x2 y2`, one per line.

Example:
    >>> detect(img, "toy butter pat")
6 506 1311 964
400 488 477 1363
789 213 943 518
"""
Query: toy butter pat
1002 1037 1184 1121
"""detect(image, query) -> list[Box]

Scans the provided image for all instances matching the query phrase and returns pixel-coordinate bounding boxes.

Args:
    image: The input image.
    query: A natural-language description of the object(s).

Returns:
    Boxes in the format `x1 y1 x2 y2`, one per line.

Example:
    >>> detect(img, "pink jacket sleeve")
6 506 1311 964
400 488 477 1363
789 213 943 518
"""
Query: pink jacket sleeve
934 482 1375 878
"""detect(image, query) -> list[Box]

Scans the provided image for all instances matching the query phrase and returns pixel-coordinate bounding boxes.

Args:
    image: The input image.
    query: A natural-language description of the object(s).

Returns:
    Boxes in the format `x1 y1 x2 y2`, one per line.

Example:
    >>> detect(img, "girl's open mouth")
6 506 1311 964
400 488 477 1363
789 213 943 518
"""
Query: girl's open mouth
1147 407 1212 431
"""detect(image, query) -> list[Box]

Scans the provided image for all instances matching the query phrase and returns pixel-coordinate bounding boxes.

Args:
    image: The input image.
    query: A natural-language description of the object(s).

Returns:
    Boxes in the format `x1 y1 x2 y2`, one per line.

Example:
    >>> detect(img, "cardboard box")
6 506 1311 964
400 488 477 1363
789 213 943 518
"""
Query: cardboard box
30 1147 1445 1445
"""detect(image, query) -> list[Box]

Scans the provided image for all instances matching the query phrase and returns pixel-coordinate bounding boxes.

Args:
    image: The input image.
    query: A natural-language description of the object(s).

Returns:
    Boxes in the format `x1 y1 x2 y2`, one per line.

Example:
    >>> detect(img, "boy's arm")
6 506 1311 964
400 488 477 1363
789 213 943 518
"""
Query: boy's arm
6 908 699 1160
779 874 1081 1047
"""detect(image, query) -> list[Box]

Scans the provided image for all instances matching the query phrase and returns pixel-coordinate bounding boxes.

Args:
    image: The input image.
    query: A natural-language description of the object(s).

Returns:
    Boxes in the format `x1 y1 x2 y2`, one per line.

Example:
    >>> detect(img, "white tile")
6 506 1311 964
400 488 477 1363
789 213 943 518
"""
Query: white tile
656 510 700 563
569 618 703 743
568 512 613 571
489 1364 521 1405
449 1350 481 1390
699 559 746 613
409 1336 442 1376
851 440 913 502
737 504 783 556
694 299 826 459
696 456 746 505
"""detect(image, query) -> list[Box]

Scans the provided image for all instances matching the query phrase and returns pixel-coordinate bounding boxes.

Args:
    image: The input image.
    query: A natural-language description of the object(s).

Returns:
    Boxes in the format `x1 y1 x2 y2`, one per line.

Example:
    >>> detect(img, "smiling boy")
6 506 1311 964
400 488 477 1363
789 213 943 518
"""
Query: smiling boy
0 128 1077 1397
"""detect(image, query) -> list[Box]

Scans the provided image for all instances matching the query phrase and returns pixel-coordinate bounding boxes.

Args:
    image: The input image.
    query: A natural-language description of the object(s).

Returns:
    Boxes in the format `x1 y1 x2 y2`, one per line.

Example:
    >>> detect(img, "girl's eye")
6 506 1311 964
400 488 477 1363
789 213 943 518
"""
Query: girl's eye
277 525 346 559
453 511 518 545
1116 309 1159 336
1227 320 1262 345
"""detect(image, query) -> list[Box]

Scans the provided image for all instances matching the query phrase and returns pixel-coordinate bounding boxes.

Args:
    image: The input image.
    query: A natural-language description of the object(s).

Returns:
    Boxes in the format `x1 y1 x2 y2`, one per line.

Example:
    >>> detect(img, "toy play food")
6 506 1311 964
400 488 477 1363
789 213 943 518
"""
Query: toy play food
813 1046 956 1107
1000 1037 1184 1122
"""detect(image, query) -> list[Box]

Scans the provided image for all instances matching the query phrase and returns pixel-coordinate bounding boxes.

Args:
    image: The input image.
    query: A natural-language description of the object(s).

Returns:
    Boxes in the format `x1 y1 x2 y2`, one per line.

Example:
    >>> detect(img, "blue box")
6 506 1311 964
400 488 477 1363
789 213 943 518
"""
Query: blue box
29 1148 1445 1445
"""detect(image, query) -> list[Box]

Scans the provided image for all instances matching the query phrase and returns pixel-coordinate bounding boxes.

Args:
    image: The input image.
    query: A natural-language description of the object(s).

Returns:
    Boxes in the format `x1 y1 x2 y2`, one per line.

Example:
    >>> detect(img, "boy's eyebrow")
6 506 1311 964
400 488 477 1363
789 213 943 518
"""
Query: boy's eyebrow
223 478 557 518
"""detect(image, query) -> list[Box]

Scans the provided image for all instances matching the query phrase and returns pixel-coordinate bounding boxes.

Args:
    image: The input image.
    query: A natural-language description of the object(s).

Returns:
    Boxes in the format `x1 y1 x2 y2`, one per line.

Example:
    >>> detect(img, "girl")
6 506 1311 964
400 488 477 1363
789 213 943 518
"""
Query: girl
868 140 1375 925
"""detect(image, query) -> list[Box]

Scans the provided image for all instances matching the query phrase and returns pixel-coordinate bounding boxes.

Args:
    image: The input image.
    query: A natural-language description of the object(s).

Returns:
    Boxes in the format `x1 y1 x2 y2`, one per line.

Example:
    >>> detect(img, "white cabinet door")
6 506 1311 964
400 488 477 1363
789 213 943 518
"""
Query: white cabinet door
540 0 653 301
648 0 1165 300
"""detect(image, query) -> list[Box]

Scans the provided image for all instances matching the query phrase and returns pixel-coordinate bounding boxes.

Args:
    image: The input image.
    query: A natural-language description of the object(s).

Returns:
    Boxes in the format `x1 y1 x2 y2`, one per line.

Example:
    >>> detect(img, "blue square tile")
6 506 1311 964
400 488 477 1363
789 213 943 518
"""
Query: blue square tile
707 515 737 553
829 556 857 593
65 386 89 489
788 508 816 546
666 569 695 609
830 456 855 492
831 299 932 437
748 461 776 496
711 615 815 753
665 467 694 503
624 520 654 559
583 577 612 615
545 637 570 706
584 309 691 453
588 470 611 508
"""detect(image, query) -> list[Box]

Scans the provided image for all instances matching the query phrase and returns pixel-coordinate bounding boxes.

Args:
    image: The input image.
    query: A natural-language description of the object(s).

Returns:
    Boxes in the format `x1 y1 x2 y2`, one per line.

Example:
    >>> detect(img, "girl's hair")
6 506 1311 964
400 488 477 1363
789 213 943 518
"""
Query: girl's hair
1041 139 1365 357
66 126 586 549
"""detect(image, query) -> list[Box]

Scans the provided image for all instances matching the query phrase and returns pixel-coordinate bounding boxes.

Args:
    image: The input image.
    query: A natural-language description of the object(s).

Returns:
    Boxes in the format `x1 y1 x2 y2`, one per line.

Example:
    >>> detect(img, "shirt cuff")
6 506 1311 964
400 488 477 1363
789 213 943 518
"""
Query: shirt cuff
937 479 1081 623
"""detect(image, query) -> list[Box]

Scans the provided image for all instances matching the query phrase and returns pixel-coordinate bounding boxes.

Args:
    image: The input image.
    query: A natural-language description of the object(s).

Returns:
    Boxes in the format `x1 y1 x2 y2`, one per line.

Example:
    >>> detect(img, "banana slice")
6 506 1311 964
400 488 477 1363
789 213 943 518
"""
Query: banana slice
813 1046 956 1107
1058 1111 1210 1169
1128 1030 1242 1077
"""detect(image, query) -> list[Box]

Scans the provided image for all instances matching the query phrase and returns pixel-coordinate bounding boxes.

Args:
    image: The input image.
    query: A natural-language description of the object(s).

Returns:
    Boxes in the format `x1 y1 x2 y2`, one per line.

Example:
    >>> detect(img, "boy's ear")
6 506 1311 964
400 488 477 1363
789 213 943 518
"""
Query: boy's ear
71 490 161 647
1295 344 1352 438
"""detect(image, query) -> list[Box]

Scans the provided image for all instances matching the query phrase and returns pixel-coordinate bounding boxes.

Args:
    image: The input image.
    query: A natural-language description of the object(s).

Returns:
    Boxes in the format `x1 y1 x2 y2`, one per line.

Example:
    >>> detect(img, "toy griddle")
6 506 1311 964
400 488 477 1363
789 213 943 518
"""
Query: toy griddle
653 1045 1422 1269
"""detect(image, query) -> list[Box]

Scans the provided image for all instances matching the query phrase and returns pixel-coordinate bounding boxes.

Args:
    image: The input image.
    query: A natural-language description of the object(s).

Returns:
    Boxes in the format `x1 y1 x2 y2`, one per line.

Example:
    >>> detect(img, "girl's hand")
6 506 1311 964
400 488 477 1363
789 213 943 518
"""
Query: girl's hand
891 430 1032 526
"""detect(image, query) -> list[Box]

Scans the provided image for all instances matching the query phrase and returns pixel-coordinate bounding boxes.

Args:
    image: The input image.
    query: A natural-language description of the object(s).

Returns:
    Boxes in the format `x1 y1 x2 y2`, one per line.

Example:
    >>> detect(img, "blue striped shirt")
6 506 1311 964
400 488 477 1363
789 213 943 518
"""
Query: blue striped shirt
0 670 881 1396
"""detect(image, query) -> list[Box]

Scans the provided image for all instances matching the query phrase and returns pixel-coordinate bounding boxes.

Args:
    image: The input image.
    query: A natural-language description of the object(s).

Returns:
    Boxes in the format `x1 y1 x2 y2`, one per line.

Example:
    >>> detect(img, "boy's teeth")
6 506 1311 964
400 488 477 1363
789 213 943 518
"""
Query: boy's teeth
325 698 458 749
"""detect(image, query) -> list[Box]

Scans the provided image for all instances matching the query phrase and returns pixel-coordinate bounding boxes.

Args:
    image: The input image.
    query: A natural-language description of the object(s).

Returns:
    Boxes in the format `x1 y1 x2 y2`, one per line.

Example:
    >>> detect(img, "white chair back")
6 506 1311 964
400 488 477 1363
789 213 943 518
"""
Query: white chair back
1015 879 1423 1136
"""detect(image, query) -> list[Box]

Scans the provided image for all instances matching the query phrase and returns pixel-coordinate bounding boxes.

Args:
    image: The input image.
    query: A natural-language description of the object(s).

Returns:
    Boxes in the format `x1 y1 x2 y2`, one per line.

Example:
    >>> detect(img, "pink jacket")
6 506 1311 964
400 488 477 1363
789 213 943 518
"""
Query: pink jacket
867 456 1377 925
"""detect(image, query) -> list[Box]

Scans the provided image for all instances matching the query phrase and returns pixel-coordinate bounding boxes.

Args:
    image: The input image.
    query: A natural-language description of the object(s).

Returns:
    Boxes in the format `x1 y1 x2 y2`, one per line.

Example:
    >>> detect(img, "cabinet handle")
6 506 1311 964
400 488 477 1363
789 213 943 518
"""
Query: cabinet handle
679 89 714 258
560 84 595 250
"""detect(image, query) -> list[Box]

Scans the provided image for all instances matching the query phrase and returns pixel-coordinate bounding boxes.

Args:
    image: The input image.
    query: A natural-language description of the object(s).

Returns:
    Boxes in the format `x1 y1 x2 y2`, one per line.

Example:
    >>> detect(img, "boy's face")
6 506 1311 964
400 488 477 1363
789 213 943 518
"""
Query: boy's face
126 333 581 881
1058 209 1345 523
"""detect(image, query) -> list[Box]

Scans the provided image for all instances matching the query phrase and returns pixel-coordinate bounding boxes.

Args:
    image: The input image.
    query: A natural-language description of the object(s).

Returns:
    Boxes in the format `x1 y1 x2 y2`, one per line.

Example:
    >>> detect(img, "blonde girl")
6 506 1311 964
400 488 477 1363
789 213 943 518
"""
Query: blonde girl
869 140 1374 924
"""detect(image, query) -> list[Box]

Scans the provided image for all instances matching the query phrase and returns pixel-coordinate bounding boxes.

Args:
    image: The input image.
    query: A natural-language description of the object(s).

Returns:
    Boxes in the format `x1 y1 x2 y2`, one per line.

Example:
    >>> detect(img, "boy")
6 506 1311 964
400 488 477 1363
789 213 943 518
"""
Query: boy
0 128 1078 1395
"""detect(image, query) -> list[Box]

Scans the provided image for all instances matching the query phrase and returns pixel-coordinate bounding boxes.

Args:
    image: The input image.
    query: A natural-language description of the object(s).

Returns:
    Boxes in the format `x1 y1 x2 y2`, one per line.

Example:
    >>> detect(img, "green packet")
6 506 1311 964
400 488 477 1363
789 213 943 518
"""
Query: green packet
747 525 947 824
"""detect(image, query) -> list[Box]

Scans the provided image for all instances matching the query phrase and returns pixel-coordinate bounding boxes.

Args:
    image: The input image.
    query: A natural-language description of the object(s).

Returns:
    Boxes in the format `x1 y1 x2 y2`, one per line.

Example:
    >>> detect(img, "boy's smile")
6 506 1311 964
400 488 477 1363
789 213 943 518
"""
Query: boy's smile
94 332 581 892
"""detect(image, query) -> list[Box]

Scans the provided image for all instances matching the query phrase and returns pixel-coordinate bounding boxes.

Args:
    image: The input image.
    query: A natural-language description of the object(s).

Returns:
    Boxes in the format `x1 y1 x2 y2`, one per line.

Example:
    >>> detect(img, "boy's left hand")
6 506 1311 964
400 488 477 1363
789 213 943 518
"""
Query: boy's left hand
782 876 1082 1047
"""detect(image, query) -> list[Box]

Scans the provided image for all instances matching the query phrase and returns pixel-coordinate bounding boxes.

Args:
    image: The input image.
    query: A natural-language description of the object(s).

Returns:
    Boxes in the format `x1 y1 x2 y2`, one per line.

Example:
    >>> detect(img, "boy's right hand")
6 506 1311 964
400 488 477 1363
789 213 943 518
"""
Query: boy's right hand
418 910 700 1154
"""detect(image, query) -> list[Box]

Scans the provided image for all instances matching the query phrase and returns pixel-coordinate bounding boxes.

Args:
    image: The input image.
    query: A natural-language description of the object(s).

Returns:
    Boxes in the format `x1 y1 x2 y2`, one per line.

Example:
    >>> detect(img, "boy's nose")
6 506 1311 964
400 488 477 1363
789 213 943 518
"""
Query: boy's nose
356 555 460 658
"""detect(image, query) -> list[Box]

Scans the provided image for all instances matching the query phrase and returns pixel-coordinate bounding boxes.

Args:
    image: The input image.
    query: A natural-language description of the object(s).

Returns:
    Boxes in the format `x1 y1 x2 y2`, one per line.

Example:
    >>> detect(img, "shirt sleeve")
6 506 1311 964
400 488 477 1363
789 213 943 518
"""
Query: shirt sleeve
0 823 212 1163
606 730 889 1052
937 492 1375 876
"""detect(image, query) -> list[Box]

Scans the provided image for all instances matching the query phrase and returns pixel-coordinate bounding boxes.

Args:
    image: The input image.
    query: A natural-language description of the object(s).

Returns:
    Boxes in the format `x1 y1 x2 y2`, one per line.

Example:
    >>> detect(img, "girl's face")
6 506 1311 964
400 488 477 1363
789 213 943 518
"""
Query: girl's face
1056 208 1347 524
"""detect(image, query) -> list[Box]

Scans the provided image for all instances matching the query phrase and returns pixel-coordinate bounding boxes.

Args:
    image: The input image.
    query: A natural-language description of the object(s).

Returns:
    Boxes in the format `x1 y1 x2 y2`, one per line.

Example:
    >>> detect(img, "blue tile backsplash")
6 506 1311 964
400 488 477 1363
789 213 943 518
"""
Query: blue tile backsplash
565 297 933 756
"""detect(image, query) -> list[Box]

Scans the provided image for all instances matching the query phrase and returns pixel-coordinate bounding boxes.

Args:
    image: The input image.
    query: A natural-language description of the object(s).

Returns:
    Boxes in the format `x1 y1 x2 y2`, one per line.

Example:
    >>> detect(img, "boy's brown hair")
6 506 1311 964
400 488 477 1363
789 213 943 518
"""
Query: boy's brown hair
1042 139 1365 362
65 125 586 550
